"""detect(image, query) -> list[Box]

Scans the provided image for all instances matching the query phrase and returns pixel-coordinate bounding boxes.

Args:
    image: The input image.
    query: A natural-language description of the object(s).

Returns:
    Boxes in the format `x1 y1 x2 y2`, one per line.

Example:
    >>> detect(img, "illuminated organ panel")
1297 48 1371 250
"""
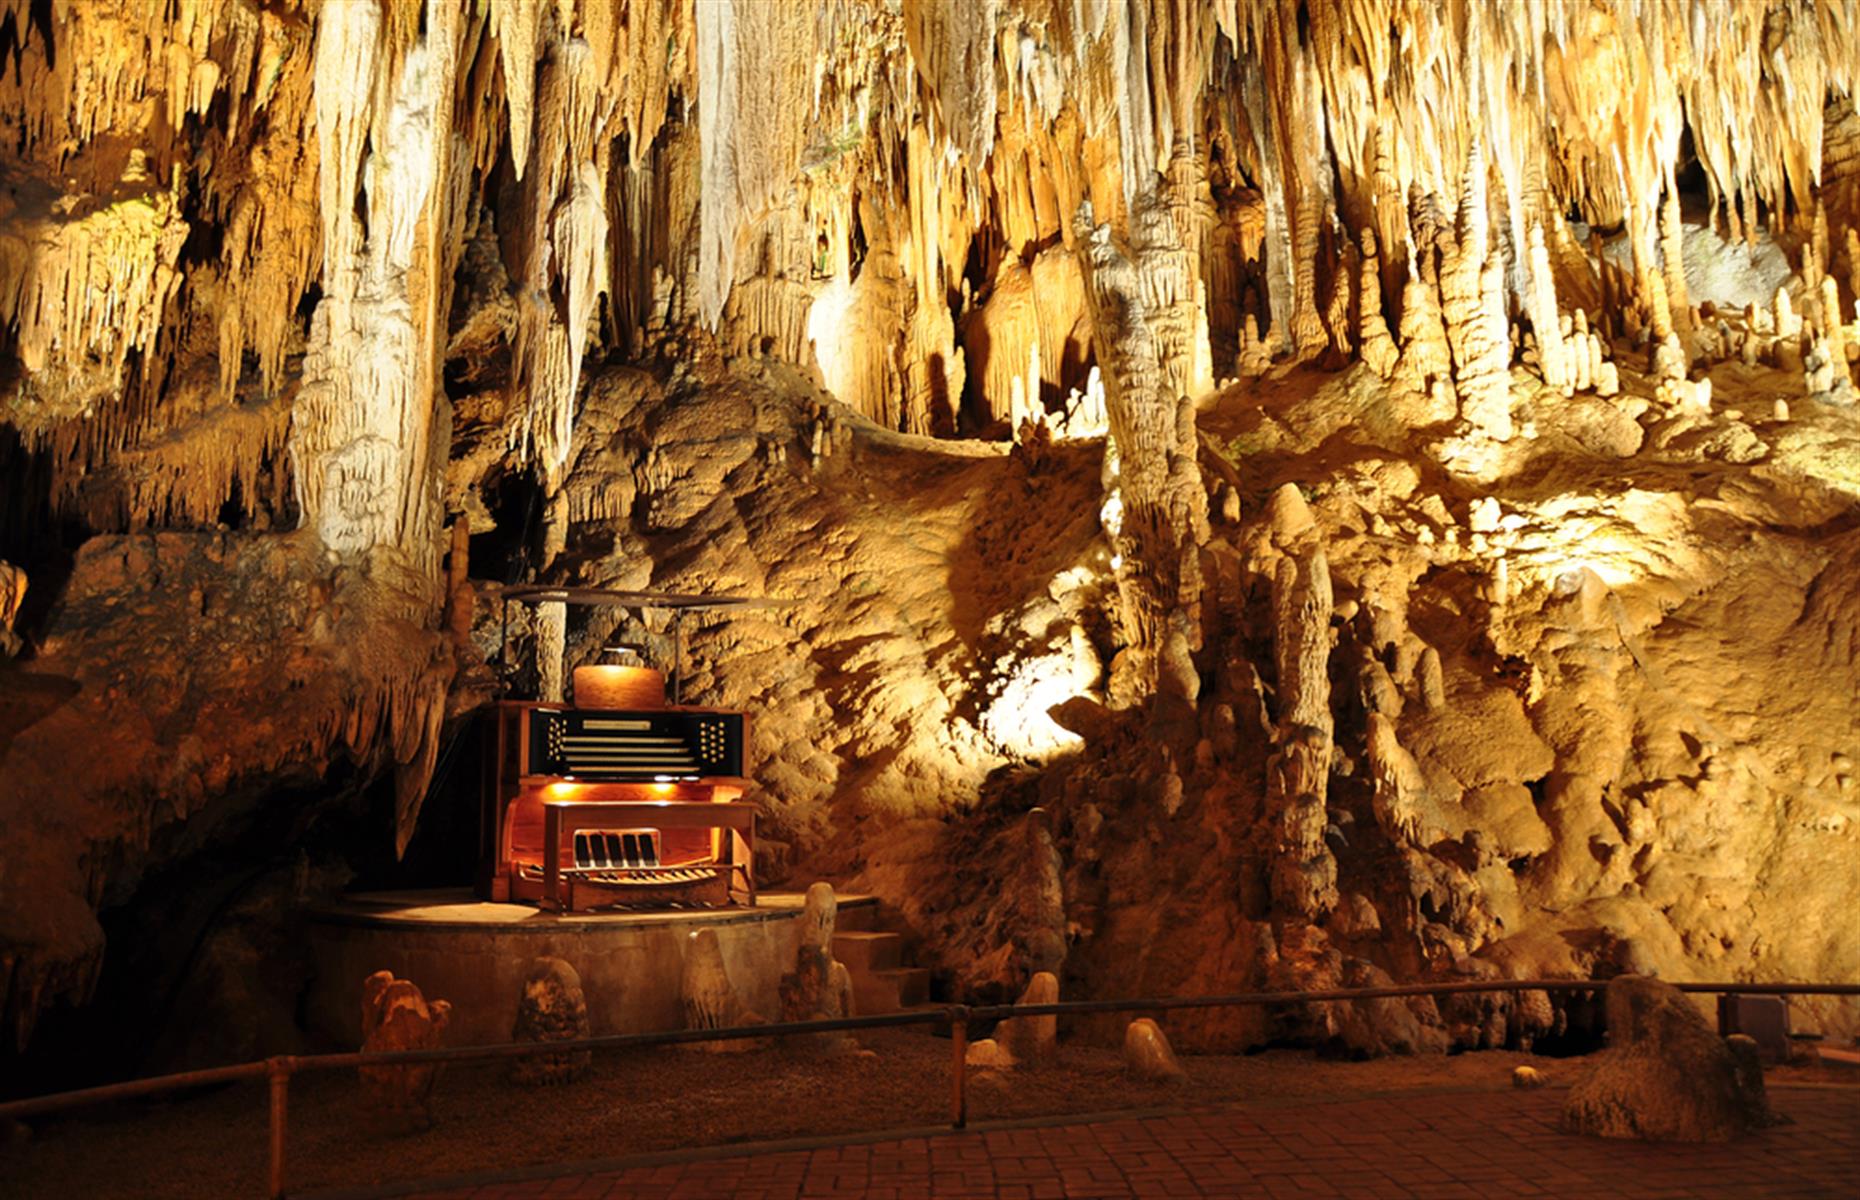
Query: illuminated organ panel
484 701 756 912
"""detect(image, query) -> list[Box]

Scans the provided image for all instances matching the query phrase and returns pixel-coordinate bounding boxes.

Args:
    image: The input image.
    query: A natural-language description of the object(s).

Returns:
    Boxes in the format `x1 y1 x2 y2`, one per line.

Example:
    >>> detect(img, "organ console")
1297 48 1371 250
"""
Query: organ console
480 587 785 913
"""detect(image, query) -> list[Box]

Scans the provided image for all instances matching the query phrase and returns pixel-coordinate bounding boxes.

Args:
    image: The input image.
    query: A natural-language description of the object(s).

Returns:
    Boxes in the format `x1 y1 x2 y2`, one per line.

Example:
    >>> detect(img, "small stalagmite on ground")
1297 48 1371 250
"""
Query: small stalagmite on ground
779 882 859 1054
1124 1018 1187 1082
359 971 452 1128
681 927 764 1052
966 971 1061 1070
510 957 590 1085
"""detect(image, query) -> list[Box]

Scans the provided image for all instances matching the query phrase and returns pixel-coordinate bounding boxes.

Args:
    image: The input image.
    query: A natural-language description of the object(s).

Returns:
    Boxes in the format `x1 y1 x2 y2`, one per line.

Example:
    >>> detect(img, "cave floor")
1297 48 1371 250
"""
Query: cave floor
402 1083 1860 1200
4 1034 1854 1199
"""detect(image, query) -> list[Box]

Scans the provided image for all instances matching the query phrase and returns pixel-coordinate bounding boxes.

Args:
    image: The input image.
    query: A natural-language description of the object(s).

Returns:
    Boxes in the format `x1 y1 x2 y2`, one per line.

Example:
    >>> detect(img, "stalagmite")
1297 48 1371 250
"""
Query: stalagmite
1847 230 1860 314
681 928 762 1051
1366 714 1451 848
1266 519 1338 921
1776 286 1803 342
1526 225 1568 394
510 957 591 1085
966 971 1060 1069
1358 229 1398 379
0 562 24 658
1123 1017 1187 1081
1822 276 1851 390
1393 268 1455 413
1417 646 1445 710
359 971 451 1127
779 882 858 1053
1659 184 1691 336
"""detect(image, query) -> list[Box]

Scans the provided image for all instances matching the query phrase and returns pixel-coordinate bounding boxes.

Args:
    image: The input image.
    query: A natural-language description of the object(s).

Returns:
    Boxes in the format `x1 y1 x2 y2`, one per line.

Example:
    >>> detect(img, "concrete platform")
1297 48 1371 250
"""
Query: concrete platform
305 888 876 1048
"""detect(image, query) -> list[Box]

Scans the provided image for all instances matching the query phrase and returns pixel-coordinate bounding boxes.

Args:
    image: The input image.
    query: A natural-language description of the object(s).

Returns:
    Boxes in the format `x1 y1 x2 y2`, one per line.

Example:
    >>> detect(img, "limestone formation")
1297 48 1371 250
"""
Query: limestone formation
681 928 763 1052
0 561 24 657
1366 714 1451 848
1123 1018 1187 1082
779 882 858 1054
1265 528 1338 920
4 0 1860 1079
1562 976 1774 1142
511 957 591 1086
967 971 1061 1071
359 971 452 1127
1075 194 1210 692
1357 229 1398 379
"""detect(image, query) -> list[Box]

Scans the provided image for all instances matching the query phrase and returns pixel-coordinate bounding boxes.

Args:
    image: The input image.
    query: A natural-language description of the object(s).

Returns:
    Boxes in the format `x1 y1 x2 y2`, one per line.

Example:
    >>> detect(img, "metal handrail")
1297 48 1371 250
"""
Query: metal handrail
2 978 1855 1199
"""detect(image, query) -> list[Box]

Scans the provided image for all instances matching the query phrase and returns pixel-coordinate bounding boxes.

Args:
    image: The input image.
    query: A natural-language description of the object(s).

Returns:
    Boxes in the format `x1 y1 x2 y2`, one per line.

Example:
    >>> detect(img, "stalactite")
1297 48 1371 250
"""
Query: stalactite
290 0 468 576
0 152 188 426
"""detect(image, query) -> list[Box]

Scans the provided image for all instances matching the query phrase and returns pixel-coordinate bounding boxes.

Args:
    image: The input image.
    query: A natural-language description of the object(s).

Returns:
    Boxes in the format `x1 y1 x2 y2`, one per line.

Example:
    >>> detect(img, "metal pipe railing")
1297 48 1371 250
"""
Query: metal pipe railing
1 978 1854 1199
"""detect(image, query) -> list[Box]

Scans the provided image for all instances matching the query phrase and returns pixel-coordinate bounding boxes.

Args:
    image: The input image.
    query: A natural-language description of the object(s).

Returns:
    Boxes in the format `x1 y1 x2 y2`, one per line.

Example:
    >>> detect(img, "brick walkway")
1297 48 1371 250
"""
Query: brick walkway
408 1086 1860 1199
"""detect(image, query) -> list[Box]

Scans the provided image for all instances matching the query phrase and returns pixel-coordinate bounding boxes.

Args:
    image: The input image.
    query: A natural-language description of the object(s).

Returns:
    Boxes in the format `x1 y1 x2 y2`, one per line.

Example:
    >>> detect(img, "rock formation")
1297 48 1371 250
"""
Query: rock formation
2 0 1860 1075
681 928 763 1052
965 971 1060 1071
1561 976 1773 1142
358 971 451 1128
0 562 23 658
1123 1018 1186 1082
1263 486 1338 920
510 957 591 1086
778 882 857 1054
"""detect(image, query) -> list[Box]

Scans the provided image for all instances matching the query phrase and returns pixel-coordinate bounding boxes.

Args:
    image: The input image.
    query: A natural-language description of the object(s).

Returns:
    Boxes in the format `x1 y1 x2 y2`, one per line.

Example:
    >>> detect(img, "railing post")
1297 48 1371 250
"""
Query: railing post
267 1057 292 1199
948 1005 969 1130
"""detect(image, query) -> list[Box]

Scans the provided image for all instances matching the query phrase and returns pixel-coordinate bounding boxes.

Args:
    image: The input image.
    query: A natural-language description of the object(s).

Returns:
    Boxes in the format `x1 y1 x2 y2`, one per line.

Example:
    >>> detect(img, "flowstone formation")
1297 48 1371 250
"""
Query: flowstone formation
2 1 1860 1066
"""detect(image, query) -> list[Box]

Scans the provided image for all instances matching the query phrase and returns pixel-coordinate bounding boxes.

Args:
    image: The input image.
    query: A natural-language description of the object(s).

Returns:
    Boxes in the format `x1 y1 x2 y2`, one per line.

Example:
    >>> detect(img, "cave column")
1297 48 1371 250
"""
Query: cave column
1075 149 1210 700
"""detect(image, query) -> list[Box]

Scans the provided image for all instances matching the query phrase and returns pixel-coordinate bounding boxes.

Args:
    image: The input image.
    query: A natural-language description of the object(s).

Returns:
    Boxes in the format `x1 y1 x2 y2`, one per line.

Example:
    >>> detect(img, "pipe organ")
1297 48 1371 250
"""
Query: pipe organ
480 666 756 911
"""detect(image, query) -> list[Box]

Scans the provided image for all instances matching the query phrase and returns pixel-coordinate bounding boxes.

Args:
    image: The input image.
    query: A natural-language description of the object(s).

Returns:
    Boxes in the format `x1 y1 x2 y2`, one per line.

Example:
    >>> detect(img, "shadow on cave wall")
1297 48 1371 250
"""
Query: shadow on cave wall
5 728 491 1097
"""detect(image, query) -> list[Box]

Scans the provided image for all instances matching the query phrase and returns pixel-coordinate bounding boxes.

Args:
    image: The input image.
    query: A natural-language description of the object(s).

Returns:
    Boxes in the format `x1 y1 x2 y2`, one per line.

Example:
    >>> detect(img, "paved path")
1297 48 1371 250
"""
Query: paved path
407 1085 1859 1199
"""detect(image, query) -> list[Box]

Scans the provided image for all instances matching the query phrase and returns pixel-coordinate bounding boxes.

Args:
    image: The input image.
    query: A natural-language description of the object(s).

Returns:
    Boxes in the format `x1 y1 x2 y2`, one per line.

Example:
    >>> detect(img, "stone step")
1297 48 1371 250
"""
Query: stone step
832 930 903 973
833 896 881 932
852 966 932 1016
885 966 931 1007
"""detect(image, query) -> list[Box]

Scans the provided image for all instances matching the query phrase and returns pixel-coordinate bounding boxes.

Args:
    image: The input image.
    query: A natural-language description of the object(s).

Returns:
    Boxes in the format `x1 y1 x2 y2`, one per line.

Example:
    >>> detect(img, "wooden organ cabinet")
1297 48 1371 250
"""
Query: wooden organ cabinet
480 587 778 912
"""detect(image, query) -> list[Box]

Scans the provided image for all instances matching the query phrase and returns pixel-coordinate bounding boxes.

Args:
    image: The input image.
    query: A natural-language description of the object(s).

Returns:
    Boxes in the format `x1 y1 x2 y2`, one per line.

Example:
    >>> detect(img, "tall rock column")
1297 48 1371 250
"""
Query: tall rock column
1262 487 1337 920
1076 169 1210 698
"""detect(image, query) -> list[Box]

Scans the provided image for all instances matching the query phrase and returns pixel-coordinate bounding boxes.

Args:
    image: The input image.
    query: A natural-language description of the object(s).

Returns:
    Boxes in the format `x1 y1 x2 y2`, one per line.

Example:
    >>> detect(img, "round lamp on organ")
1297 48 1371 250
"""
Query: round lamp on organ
573 644 665 709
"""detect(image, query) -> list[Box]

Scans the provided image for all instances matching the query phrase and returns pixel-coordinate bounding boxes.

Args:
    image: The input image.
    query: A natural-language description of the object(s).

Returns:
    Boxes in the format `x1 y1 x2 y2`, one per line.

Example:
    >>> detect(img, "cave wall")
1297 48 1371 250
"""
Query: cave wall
2 0 1859 1060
